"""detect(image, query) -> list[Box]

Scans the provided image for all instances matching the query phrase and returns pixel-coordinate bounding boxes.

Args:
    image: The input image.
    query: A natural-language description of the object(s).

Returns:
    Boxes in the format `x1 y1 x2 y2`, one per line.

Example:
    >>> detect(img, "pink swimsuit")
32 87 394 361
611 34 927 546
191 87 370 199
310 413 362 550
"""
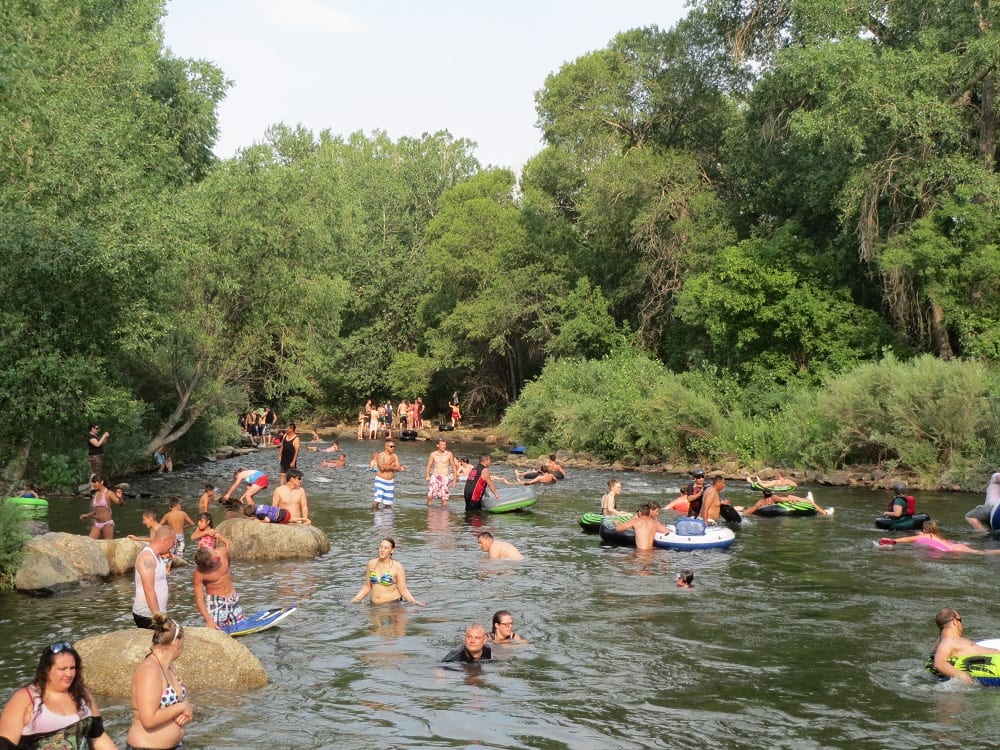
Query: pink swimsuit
914 536 954 552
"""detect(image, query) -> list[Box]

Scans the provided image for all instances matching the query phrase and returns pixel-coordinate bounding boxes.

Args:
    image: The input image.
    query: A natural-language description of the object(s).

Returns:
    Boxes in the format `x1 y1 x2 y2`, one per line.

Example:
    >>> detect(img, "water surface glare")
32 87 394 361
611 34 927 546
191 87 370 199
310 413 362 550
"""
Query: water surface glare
2 440 1000 749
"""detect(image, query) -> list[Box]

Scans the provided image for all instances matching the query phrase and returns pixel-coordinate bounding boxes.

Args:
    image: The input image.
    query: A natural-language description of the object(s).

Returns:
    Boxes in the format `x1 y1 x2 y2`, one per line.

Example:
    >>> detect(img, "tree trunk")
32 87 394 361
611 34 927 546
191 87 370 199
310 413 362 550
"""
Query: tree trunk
979 72 996 171
930 301 954 360
144 356 206 454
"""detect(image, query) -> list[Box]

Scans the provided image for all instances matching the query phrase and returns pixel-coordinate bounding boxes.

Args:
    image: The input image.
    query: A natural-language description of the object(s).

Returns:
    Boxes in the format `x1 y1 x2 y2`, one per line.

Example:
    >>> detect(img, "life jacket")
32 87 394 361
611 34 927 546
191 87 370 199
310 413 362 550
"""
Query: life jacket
889 495 917 515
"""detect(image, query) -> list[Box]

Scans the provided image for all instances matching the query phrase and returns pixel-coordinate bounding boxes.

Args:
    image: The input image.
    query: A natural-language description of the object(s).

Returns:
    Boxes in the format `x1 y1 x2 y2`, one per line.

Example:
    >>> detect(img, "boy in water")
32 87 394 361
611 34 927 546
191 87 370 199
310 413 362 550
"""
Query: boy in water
198 484 218 513
160 497 195 555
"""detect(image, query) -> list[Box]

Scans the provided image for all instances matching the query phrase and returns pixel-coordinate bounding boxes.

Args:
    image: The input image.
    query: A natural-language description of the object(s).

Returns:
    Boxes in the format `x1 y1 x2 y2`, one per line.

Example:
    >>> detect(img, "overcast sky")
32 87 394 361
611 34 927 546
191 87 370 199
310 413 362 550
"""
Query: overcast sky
161 0 689 170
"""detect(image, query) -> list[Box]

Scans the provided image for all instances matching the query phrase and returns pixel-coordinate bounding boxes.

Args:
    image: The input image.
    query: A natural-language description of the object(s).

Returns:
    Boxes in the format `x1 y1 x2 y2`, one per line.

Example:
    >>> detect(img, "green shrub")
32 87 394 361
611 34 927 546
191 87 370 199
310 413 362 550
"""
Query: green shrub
501 349 724 462
0 502 28 590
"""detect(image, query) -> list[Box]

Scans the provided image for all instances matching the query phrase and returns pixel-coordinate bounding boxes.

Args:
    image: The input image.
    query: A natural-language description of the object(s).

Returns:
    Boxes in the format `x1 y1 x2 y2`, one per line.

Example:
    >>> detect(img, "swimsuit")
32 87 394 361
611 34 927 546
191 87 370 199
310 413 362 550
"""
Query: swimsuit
20 685 95 749
914 536 956 552
197 533 217 549
206 592 246 627
252 505 290 523
369 565 396 585
373 476 395 507
428 473 451 500
245 471 268 489
173 533 185 555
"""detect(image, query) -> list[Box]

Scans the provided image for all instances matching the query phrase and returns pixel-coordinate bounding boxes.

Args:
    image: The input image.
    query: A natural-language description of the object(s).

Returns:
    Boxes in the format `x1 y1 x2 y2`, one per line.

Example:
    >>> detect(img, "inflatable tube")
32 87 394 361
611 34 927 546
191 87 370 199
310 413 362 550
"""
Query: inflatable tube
719 504 743 525
952 652 1000 687
222 605 297 637
399 429 418 441
749 481 796 493
5 497 48 517
875 513 929 531
579 512 630 533
508 445 526 454
654 524 736 551
483 486 537 513
598 519 635 547
752 501 818 517
438 424 454 432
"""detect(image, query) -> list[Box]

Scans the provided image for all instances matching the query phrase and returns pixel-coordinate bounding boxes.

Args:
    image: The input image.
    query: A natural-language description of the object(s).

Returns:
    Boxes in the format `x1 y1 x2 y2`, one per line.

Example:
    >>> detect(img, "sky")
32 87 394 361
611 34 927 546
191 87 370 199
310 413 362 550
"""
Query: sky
160 0 690 170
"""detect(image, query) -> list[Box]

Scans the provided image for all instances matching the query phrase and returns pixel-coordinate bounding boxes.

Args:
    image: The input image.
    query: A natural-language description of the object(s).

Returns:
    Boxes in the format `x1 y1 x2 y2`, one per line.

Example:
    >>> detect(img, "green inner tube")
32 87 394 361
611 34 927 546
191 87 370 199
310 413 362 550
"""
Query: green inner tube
749 482 797 493
5 496 48 507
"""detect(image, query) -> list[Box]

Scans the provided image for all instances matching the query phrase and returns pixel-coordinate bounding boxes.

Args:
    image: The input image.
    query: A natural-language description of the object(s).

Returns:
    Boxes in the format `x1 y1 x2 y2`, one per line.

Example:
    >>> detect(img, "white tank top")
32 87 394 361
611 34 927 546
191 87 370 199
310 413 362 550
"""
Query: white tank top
132 546 169 617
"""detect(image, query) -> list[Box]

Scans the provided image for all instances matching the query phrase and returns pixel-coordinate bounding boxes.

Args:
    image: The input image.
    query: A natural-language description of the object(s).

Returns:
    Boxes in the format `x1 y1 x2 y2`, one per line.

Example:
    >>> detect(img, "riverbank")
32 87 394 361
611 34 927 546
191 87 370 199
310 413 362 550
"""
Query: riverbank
312 422 976 494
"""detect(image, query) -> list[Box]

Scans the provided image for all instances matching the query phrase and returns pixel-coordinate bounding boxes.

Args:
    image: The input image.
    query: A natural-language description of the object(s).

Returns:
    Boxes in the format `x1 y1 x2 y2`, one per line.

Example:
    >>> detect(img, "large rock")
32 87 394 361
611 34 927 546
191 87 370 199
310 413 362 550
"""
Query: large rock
15 533 110 593
95 538 146 576
217 518 330 560
75 627 268 695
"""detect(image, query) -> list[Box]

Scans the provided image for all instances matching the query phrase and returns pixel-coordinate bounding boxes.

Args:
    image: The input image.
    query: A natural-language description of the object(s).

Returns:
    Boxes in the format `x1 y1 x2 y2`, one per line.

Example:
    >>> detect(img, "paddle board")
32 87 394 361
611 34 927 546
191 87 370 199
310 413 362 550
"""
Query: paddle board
222 605 297 637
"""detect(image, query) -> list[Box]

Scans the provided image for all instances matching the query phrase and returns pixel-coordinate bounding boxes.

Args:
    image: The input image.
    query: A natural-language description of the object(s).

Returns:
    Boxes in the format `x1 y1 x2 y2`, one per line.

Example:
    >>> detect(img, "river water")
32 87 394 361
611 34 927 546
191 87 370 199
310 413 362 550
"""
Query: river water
2 439 1000 749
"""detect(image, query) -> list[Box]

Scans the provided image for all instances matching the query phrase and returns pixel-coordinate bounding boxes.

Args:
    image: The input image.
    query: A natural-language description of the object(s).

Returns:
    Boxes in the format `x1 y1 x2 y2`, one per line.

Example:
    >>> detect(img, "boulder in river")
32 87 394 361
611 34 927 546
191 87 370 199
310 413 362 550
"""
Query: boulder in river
15 533 110 593
217 517 330 560
75 627 268 695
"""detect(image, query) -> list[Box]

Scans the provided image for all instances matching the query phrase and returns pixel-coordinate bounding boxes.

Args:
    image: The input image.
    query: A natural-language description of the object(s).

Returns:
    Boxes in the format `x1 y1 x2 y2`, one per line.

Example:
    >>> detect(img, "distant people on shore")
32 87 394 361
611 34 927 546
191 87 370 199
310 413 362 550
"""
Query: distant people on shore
86 423 109 479
153 444 173 473
746 469 796 490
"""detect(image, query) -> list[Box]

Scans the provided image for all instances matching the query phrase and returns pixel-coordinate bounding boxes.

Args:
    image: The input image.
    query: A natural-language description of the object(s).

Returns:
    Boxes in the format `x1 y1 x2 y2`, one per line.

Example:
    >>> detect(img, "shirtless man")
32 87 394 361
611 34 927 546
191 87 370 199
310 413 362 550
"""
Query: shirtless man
746 468 797 490
931 608 1000 683
426 439 459 507
699 475 727 523
614 503 670 551
193 544 246 630
742 489 830 516
273 468 310 524
505 468 556 485
545 454 566 479
373 439 405 509
476 531 524 560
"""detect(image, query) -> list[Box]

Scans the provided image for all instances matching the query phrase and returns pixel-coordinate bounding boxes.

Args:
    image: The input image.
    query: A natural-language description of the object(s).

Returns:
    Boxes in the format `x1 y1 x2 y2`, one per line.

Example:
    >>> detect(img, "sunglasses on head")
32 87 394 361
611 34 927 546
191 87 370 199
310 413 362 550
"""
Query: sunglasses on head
49 642 72 654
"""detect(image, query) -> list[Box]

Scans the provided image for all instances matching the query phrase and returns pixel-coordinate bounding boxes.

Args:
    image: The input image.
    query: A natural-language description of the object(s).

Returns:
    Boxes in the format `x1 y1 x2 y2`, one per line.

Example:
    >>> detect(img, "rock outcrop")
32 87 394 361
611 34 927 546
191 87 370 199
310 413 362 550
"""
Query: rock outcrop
15 533 110 593
75 627 268 695
217 518 329 560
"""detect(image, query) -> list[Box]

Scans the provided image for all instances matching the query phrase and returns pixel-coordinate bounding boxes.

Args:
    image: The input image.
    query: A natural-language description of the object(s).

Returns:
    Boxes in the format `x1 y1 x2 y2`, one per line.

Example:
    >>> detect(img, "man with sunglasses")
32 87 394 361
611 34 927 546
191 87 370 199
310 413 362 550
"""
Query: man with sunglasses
930 608 1000 683
373 439 406 509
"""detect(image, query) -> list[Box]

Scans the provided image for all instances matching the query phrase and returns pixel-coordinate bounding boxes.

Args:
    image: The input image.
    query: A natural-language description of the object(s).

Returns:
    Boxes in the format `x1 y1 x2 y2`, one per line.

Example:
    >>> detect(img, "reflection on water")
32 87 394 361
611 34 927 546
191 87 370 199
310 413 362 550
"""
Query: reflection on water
2 439 1000 748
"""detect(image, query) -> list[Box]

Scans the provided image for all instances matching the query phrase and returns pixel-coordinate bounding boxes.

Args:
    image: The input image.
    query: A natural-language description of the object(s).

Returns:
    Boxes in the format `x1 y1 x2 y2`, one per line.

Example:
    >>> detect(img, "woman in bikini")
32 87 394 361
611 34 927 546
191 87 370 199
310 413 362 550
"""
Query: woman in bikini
350 538 424 606
127 613 193 750
80 475 122 539
0 641 116 750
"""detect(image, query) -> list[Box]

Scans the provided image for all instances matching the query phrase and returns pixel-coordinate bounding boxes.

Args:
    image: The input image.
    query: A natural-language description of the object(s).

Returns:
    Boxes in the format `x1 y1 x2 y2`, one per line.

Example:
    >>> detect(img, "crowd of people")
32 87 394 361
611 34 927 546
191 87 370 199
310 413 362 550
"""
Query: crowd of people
357 398 427 440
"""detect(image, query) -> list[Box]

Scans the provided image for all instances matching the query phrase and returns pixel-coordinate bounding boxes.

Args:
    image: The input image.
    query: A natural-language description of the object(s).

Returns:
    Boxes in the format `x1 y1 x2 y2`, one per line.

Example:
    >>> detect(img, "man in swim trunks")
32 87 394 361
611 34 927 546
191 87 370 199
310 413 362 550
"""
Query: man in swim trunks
463 454 501 512
193 544 246 629
425 439 459 507
442 623 492 663
273 468 311 524
373 439 405 509
476 531 524 560
222 468 269 506
243 501 292 524
930 608 1000 683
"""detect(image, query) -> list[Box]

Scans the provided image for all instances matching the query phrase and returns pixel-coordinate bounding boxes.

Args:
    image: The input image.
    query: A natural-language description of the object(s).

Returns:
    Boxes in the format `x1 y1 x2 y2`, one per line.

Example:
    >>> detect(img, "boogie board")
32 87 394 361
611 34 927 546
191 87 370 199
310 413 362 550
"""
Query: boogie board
222 605 297 637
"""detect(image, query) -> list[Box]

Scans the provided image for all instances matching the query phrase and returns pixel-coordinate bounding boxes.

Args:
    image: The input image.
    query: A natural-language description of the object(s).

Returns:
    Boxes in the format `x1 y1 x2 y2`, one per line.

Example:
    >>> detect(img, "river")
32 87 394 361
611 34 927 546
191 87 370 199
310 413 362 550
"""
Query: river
1 439 999 749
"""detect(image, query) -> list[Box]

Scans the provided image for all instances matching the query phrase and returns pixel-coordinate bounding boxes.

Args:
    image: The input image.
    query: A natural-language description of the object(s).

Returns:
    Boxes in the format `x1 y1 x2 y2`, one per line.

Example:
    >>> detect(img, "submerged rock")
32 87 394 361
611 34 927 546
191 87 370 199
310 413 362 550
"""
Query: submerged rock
15 533 110 593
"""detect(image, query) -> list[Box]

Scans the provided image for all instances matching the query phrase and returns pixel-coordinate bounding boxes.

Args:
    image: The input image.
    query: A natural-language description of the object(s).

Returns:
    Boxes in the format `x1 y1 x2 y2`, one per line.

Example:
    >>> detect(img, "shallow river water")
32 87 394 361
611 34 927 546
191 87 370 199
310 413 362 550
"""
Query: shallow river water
2 439 1000 749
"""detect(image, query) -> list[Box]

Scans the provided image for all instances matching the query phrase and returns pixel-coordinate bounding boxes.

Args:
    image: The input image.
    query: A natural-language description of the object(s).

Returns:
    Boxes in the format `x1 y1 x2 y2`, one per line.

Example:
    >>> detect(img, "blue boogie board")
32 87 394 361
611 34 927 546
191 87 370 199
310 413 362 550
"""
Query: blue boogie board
222 605 297 637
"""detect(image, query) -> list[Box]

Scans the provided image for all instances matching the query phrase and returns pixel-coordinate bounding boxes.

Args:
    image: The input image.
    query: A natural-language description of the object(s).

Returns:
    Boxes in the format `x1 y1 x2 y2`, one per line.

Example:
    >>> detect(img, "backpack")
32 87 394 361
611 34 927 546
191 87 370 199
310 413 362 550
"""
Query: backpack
675 517 707 536
889 495 917 515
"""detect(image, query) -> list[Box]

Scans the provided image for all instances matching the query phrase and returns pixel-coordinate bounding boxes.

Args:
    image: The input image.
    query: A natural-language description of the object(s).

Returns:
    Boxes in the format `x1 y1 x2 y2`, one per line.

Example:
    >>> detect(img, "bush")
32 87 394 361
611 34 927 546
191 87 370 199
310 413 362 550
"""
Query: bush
501 349 724 462
0 502 28 590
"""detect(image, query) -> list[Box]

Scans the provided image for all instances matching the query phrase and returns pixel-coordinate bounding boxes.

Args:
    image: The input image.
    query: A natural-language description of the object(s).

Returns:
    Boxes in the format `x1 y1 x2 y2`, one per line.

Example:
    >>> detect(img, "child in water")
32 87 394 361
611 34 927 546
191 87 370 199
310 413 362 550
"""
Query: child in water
191 512 230 549
160 497 195 555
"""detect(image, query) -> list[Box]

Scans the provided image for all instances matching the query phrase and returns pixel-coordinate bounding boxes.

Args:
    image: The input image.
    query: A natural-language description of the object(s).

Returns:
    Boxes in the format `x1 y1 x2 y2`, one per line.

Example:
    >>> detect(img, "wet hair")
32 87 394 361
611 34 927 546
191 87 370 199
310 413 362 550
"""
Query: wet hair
762 489 773 498
168 496 181 509
676 570 695 586
233 467 247 479
197 512 214 526
90 474 106 487
141 510 157 521
936 607 961 630
922 520 940 535
150 613 183 646
286 468 303 482
649 501 661 512
31 643 88 718
607 478 620 490
242 503 257 516
477 531 494 542
204 484 215 492
380 537 396 551
491 610 513 637
637 503 652 517
194 547 214 569
549 454 557 461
